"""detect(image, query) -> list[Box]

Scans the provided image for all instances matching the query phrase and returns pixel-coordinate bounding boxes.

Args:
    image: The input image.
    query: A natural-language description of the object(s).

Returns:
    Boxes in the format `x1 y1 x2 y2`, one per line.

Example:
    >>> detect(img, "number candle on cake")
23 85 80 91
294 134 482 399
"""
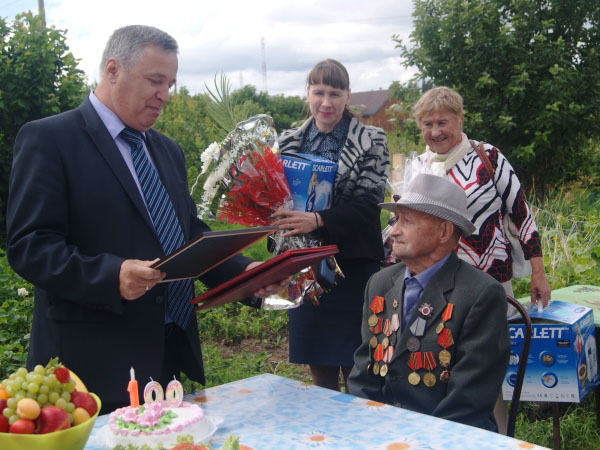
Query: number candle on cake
143 379 164 405
127 367 139 408
165 377 184 407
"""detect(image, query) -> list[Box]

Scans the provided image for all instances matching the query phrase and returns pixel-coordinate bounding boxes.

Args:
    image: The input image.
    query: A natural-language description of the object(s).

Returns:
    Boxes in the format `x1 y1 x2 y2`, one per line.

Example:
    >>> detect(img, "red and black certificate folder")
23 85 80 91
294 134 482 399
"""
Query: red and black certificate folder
152 226 277 281
191 245 339 311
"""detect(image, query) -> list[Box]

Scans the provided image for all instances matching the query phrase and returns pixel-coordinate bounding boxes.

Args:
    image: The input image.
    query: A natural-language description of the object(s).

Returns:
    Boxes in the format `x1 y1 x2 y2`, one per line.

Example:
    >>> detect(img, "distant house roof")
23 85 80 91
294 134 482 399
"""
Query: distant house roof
349 89 392 117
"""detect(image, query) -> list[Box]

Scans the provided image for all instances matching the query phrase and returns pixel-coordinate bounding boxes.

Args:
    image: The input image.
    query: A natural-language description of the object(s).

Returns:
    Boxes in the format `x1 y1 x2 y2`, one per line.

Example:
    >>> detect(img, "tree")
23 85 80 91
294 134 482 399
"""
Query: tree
231 85 306 133
0 12 87 245
396 0 600 195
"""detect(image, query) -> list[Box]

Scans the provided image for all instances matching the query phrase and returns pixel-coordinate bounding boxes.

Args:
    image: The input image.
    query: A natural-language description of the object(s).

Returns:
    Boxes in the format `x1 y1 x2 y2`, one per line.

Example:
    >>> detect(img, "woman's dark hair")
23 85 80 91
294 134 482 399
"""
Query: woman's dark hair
306 59 355 118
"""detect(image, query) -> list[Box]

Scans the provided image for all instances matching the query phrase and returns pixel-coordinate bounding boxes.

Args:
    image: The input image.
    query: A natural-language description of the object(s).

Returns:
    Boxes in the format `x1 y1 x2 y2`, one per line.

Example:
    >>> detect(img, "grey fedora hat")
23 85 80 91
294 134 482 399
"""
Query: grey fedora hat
380 173 476 236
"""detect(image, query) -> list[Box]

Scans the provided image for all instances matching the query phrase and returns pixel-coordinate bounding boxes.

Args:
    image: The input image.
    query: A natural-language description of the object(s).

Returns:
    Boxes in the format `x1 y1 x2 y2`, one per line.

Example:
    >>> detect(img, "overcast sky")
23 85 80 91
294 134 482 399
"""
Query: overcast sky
2 0 417 97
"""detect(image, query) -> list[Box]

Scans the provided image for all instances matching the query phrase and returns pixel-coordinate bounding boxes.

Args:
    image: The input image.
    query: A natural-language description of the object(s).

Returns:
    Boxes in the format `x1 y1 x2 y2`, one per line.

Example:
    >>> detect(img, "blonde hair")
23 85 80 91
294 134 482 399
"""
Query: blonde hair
412 86 463 125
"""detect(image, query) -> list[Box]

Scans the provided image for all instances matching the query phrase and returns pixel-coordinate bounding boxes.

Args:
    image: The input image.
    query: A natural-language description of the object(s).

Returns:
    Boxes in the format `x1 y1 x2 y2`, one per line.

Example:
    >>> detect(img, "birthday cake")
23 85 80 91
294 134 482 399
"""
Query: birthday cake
106 401 214 448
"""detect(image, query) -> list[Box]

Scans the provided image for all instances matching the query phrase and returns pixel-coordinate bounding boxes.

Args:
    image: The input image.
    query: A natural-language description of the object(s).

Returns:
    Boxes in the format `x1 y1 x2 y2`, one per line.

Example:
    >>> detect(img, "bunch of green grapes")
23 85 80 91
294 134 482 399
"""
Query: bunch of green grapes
1 364 77 425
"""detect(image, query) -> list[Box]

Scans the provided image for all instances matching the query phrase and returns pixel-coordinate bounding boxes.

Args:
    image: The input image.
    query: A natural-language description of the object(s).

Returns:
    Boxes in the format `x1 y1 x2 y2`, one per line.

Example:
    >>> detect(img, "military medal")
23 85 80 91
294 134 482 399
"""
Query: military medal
406 336 420 352
392 298 399 309
423 352 437 387
369 336 378 348
436 303 454 334
382 336 389 349
368 314 378 327
379 363 388 377
373 361 380 375
370 317 383 335
440 369 451 383
407 352 423 385
368 296 385 329
437 327 454 367
418 303 433 318
389 333 397 346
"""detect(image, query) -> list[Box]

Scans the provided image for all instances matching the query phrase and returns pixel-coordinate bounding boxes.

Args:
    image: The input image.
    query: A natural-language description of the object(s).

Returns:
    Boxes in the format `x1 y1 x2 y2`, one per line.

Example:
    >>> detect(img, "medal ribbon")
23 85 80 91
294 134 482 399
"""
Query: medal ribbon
391 313 400 332
370 296 385 314
383 346 394 363
407 352 423 371
442 303 454 322
423 352 437 371
374 344 384 361
383 318 392 336
437 327 454 349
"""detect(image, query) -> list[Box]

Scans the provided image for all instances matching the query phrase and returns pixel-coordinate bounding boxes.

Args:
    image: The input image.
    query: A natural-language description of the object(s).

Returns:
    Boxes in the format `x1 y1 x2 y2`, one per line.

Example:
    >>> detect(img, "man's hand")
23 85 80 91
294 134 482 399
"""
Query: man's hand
245 261 292 298
271 208 321 237
119 259 165 300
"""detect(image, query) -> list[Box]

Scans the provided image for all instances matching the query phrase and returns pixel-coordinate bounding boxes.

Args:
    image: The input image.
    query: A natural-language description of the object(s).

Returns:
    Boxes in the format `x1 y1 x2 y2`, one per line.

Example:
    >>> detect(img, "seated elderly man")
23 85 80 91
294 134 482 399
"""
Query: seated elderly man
348 173 510 432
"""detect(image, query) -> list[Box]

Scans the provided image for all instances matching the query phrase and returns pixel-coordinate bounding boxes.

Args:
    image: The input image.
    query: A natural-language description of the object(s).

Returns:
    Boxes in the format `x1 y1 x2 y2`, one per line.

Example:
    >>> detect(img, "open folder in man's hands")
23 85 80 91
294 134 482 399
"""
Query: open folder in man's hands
152 226 277 281
191 245 339 311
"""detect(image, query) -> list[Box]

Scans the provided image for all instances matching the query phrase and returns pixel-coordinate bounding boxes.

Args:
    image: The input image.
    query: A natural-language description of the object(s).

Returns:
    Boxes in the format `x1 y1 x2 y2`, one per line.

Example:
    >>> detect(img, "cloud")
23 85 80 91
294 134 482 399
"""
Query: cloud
12 0 415 96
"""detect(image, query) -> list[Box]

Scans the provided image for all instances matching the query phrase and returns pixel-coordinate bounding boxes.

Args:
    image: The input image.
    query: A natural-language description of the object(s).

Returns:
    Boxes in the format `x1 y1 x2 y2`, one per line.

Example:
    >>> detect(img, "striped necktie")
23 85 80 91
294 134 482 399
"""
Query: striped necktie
120 127 194 328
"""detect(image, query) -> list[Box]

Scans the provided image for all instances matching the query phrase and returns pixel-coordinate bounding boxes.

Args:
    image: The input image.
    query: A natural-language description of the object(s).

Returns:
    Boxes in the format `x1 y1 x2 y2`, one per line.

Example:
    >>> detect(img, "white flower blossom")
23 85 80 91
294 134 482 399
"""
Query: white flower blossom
17 288 29 297
199 142 221 174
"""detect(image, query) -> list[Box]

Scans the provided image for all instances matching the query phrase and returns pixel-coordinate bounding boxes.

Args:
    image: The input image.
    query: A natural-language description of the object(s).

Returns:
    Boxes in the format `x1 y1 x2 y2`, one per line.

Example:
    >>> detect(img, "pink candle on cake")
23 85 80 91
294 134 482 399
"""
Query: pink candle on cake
165 378 183 407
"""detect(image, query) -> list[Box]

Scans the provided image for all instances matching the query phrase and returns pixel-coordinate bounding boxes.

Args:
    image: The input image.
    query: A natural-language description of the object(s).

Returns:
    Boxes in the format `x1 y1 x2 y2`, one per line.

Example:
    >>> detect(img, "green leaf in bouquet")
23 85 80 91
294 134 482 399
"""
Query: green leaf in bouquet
204 73 243 141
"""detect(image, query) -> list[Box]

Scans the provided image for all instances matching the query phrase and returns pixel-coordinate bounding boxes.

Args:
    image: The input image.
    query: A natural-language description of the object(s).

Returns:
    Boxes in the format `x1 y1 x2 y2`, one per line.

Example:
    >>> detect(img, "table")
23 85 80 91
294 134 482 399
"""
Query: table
517 285 600 448
86 373 546 449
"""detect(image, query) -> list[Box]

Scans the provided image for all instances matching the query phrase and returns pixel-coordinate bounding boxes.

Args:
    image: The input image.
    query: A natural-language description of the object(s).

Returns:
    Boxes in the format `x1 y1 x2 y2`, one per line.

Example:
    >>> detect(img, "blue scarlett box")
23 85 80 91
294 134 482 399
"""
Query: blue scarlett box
502 300 599 402
281 153 337 212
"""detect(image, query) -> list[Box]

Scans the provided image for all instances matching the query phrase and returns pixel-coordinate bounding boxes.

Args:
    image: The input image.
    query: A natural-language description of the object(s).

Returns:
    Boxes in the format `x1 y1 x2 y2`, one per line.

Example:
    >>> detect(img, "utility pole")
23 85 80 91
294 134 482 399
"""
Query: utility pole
38 0 46 27
261 37 267 93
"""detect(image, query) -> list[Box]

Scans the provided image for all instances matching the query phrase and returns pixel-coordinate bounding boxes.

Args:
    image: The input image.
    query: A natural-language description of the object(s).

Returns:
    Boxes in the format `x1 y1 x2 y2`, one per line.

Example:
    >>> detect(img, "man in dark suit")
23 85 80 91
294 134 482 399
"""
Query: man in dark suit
348 173 510 431
6 25 281 413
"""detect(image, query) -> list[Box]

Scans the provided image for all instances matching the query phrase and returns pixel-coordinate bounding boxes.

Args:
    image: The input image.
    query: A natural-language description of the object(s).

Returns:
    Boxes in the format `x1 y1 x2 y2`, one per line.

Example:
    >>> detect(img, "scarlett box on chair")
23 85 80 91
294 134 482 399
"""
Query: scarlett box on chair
503 300 599 402
190 245 339 311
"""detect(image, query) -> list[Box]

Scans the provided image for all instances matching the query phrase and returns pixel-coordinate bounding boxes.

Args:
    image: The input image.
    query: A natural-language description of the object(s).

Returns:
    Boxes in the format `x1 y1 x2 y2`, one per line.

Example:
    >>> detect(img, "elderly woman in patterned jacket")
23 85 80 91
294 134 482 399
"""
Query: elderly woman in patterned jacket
411 86 551 433
271 59 389 392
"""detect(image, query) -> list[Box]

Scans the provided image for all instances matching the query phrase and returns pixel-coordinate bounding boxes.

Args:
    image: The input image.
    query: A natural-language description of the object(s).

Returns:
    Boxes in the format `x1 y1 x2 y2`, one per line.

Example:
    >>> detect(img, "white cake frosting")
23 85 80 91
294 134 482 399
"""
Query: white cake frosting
106 401 214 448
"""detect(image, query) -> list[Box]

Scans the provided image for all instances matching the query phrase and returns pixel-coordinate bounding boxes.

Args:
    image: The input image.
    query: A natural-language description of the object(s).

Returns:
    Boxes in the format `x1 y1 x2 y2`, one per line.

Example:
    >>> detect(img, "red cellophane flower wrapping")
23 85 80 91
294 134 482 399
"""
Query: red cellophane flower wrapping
217 146 292 227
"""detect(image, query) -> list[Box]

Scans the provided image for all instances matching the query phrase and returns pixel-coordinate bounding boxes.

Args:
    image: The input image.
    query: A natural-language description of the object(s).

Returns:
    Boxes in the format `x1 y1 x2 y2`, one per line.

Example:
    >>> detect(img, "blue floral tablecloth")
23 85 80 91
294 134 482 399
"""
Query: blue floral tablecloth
86 373 546 449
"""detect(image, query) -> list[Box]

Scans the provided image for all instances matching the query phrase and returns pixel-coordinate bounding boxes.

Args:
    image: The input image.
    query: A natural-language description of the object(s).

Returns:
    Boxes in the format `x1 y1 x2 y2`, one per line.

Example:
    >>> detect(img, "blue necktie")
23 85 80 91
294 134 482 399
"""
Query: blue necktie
120 127 194 328
402 277 422 331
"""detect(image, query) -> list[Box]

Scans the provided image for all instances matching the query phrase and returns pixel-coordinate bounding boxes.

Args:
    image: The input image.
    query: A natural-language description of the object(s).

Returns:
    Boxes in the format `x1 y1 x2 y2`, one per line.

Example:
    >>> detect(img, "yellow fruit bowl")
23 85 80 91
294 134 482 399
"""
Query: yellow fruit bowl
0 393 101 450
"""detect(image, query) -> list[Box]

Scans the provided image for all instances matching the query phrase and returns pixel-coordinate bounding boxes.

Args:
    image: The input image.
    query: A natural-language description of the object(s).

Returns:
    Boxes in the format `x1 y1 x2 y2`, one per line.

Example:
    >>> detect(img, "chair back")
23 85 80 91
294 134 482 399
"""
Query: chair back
506 295 533 437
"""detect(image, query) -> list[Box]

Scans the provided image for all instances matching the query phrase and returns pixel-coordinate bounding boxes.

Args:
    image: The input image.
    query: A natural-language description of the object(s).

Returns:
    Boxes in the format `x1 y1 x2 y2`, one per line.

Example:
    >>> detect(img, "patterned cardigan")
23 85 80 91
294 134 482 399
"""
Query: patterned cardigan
279 116 390 261
418 139 542 282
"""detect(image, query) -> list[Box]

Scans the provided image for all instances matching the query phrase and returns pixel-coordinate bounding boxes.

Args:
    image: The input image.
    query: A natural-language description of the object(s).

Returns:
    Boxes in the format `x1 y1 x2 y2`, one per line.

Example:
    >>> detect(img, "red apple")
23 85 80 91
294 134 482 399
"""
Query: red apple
37 406 70 434
0 414 8 433
0 399 7 411
70 390 97 417
53 367 70 384
9 418 35 434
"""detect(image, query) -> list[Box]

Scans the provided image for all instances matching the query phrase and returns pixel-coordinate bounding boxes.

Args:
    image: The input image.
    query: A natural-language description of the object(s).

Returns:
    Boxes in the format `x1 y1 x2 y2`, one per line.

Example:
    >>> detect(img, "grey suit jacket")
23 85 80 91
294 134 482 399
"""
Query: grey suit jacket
348 252 510 431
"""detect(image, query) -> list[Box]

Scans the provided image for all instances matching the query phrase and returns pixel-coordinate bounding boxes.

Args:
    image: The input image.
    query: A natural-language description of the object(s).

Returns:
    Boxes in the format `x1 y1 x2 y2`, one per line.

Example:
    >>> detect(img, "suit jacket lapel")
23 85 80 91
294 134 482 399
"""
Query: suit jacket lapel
79 98 156 235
